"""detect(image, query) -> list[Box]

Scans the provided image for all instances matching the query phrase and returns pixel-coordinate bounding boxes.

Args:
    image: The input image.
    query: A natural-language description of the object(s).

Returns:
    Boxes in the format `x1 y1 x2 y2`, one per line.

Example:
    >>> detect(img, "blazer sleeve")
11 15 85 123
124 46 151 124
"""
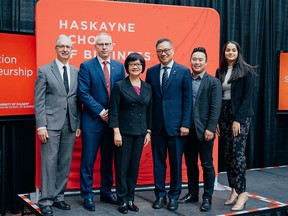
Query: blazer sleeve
233 73 255 123
146 86 153 131
181 69 193 128
77 62 105 117
206 78 222 132
34 67 47 128
108 82 121 128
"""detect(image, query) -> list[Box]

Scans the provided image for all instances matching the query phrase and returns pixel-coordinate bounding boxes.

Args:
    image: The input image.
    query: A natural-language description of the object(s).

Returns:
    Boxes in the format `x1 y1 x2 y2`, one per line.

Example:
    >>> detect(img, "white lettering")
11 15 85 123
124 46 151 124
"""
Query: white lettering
0 55 17 64
59 20 68 29
59 20 136 32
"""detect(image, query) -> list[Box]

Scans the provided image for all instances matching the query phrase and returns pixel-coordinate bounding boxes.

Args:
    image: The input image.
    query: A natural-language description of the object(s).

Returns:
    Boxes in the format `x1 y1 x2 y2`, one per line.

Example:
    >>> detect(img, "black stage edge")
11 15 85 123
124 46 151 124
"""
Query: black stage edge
17 166 288 216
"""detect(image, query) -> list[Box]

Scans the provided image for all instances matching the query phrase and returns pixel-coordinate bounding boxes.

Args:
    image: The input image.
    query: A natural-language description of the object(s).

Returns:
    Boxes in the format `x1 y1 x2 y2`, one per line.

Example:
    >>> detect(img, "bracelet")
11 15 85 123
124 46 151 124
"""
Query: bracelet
147 130 152 134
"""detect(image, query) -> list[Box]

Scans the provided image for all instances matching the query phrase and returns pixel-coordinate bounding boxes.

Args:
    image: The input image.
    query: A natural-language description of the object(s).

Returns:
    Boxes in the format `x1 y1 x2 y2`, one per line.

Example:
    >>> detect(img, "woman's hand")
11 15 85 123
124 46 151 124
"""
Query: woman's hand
144 133 151 146
232 121 240 137
216 124 220 136
113 128 122 147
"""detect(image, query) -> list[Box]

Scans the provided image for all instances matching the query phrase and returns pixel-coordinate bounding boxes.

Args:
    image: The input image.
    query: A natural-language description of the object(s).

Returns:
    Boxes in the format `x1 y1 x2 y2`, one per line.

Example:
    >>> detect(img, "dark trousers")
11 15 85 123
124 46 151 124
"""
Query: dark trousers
184 129 215 200
80 125 114 199
114 135 145 205
219 100 251 194
152 127 186 200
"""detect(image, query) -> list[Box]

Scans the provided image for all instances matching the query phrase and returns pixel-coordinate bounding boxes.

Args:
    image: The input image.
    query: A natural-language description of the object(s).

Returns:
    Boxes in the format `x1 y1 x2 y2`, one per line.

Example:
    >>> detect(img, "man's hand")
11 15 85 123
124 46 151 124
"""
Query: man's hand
76 129 81 137
38 129 49 143
204 129 214 141
180 127 189 136
100 109 109 123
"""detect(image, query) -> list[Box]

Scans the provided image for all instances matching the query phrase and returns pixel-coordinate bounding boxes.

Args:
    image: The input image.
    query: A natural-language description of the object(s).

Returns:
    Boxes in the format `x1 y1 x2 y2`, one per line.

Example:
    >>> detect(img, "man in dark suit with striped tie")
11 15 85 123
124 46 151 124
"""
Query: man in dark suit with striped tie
145 38 192 211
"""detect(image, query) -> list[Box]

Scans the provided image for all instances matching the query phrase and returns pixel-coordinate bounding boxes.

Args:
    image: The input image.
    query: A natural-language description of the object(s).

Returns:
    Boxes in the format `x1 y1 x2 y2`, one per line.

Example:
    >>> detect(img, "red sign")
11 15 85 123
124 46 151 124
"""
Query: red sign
278 52 288 110
0 33 36 116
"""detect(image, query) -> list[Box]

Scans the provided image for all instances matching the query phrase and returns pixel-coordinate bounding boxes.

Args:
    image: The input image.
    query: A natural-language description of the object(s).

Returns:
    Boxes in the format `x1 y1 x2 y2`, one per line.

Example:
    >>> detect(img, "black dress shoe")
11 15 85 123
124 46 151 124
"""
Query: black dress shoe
83 198 95 211
40 205 53 216
52 201 71 210
152 197 166 209
100 194 118 205
167 199 178 211
128 201 139 212
118 204 128 214
200 199 212 211
178 193 199 203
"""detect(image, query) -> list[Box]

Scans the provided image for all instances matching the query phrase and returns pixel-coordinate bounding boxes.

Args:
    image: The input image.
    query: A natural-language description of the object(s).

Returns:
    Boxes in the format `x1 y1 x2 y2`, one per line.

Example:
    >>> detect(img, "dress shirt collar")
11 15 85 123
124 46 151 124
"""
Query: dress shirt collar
161 60 174 70
55 58 69 71
97 56 111 65
192 71 206 80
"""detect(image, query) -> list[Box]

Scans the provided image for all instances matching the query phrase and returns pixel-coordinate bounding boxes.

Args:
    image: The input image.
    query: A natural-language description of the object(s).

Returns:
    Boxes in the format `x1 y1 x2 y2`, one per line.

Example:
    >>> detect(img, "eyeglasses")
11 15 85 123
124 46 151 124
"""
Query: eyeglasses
128 63 143 68
96 43 112 47
156 48 172 55
56 45 72 50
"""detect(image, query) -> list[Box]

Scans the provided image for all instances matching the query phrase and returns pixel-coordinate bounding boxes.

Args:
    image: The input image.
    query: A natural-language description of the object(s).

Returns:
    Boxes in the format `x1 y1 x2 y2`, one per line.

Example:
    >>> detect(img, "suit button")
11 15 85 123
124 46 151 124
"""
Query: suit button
138 123 141 126
132 104 135 106
129 123 132 126
139 114 142 116
131 113 133 116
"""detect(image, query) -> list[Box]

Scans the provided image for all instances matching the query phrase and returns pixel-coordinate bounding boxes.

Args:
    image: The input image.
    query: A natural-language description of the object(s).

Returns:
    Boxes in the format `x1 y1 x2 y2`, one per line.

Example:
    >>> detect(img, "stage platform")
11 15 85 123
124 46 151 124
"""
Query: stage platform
17 166 288 216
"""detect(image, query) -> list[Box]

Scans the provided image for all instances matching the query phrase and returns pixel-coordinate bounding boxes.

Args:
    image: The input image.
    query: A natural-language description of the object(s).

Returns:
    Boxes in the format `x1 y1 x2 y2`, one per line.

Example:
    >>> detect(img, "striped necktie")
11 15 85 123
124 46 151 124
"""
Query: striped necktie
161 67 169 92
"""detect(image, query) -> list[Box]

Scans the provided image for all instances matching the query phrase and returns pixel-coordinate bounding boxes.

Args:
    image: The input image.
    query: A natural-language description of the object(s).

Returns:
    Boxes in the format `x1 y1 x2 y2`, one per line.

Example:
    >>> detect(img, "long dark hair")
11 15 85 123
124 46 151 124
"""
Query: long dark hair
219 41 256 83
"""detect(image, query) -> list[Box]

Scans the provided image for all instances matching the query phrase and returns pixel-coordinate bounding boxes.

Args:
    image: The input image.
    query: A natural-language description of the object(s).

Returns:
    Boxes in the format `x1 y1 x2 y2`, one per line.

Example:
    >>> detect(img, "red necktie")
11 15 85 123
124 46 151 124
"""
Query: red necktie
103 61 110 97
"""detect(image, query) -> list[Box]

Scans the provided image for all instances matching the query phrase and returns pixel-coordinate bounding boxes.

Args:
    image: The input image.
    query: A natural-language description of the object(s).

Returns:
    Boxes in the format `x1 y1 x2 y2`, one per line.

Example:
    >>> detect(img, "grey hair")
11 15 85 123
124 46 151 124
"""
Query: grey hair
95 32 112 44
56 34 72 46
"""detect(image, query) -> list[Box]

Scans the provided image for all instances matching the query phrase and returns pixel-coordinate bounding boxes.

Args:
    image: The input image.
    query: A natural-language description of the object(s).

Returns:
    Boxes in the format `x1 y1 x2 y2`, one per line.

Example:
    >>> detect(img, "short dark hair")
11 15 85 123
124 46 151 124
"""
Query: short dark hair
155 38 172 48
124 52 146 74
190 47 208 61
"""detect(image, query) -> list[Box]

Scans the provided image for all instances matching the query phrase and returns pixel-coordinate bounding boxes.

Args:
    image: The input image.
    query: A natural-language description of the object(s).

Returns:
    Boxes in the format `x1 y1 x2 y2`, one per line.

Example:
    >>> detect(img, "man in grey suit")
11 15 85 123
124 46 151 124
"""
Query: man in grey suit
178 47 222 212
34 34 81 216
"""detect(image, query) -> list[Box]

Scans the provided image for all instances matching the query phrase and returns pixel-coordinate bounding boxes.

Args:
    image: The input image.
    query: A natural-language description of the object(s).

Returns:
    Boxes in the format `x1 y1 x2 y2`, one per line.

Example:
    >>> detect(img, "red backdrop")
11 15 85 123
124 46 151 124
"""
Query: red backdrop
35 0 220 190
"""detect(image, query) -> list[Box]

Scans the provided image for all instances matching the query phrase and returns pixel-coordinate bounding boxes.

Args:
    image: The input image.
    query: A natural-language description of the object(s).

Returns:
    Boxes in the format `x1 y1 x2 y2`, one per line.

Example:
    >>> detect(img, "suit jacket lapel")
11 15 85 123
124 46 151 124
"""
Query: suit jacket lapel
69 65 77 95
93 58 108 94
154 64 162 94
140 81 150 101
163 63 177 94
110 60 116 88
51 61 67 94
122 78 143 103
196 73 208 102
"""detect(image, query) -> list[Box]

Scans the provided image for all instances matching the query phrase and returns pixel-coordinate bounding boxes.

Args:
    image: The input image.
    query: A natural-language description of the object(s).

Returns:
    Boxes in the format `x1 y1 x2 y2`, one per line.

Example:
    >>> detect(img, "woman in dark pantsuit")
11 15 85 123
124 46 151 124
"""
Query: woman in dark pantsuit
109 53 152 214
216 41 256 211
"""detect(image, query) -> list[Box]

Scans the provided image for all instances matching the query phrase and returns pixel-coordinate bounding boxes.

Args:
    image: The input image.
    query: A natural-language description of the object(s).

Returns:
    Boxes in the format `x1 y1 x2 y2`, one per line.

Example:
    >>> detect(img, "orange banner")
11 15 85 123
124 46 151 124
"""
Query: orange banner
0 33 36 116
36 0 220 190
278 52 288 110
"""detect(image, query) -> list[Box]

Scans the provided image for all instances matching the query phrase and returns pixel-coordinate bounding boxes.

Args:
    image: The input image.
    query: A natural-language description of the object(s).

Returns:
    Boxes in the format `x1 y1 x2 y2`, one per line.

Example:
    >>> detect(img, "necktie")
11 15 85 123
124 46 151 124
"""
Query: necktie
103 61 110 97
161 67 169 92
63 65 69 94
